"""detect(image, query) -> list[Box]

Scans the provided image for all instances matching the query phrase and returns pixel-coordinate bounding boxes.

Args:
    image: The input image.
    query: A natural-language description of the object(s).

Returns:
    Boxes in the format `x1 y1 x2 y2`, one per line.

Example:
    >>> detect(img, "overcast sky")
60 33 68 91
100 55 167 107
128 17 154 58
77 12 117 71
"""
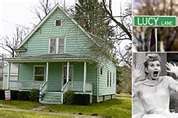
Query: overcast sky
0 0 131 54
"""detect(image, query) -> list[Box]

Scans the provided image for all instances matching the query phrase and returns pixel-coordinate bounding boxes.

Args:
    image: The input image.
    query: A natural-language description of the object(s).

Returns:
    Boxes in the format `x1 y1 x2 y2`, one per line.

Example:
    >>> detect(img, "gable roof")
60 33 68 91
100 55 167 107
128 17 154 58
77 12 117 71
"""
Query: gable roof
17 4 101 49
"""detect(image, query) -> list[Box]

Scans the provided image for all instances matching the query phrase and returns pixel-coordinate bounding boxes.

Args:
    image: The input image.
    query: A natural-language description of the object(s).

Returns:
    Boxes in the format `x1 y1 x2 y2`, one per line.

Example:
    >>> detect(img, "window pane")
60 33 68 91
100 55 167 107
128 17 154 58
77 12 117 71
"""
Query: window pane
50 39 56 53
56 20 61 26
58 39 64 54
110 72 112 87
35 67 44 75
34 66 45 81
107 71 109 87
35 76 44 81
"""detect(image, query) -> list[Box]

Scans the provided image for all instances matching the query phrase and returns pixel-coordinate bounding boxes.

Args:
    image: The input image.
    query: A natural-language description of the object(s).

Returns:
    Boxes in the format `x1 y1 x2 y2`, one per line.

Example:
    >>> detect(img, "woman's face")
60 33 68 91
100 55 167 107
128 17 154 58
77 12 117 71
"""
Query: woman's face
145 60 161 80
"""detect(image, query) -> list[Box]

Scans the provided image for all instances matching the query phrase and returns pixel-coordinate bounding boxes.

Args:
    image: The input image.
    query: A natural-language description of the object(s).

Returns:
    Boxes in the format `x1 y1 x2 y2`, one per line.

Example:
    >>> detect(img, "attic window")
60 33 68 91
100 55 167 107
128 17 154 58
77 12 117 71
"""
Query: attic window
56 20 62 26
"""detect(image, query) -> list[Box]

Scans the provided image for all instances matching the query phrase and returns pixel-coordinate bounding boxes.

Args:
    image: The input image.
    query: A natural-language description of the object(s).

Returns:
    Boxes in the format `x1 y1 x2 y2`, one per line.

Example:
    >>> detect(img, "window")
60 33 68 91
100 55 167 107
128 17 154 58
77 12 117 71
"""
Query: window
49 38 64 54
100 67 103 75
34 66 45 81
58 39 64 54
107 71 109 87
110 72 112 87
49 39 56 54
56 20 62 26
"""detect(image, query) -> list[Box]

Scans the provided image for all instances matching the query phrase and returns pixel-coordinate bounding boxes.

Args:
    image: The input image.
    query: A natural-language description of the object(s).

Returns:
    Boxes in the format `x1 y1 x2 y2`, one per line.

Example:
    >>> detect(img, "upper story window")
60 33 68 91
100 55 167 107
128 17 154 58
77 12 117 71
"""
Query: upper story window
56 20 62 26
58 39 64 54
49 39 56 54
49 38 64 54
33 65 45 81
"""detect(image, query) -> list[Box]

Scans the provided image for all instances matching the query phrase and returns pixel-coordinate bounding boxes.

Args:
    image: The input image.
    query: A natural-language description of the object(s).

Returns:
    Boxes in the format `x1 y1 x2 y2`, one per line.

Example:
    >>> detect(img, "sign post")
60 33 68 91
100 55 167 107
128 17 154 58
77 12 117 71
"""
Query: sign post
133 16 177 52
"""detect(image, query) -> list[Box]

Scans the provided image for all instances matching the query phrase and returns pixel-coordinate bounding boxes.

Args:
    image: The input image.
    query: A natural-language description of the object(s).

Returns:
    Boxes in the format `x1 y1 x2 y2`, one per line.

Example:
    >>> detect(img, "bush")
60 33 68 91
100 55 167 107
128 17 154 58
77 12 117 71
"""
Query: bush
10 89 39 101
18 91 30 100
11 90 19 100
63 91 75 104
0 90 4 100
29 89 39 101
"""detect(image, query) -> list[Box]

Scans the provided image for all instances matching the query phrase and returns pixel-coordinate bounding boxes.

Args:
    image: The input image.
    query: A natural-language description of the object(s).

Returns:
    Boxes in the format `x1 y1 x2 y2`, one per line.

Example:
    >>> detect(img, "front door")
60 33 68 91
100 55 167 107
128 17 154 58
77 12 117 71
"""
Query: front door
63 64 73 85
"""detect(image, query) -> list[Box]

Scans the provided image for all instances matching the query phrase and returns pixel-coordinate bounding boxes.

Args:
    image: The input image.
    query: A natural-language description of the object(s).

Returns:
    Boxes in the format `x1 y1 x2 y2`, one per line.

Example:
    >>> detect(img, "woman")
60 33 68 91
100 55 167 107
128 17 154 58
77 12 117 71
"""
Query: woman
133 54 178 118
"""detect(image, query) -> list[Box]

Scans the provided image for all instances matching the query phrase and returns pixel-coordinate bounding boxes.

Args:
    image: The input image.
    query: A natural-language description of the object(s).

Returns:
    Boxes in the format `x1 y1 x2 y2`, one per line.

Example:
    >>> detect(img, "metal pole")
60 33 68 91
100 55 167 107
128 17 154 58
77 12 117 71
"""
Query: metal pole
155 28 158 52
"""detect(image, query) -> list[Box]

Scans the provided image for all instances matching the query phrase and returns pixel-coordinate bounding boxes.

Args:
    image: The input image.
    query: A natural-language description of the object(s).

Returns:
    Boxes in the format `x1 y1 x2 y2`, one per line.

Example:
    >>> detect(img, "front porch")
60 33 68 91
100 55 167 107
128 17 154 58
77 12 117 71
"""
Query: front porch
5 55 97 104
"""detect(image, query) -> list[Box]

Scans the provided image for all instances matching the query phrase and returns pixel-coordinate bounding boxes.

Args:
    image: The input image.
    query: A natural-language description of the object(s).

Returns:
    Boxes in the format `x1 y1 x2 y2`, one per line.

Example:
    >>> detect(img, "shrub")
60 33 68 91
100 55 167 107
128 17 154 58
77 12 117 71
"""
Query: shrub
3 90 39 101
11 90 19 100
29 89 39 101
18 91 30 100
63 91 75 104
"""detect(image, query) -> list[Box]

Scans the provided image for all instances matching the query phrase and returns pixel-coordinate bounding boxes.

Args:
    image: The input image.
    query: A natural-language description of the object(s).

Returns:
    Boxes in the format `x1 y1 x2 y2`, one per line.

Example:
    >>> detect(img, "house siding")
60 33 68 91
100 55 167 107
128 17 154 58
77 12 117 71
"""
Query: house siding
86 63 97 95
72 62 97 95
21 8 93 57
19 63 46 81
48 62 62 91
97 57 116 96
19 64 34 81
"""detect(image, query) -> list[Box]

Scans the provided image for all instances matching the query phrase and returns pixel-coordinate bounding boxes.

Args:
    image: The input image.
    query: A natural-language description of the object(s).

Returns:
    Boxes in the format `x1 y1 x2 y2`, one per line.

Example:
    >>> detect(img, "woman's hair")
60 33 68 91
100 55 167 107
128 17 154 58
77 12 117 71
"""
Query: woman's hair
144 54 161 68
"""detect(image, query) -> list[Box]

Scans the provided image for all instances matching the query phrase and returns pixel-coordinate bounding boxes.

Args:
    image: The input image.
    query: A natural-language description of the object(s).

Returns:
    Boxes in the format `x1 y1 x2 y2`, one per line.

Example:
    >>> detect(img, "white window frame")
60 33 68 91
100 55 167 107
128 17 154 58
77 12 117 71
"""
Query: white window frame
55 19 63 26
33 65 45 81
48 38 65 54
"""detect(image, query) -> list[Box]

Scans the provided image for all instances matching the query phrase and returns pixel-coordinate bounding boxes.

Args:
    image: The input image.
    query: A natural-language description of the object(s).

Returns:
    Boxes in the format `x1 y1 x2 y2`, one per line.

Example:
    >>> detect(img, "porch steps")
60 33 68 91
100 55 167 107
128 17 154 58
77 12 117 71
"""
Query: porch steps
40 92 63 104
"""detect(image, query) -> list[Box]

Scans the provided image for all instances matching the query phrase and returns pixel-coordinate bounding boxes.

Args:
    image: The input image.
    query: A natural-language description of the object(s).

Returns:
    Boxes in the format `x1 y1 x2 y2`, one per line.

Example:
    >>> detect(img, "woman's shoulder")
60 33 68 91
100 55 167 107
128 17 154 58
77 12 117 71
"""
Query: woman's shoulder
134 79 147 90
159 76 176 83
160 75 174 80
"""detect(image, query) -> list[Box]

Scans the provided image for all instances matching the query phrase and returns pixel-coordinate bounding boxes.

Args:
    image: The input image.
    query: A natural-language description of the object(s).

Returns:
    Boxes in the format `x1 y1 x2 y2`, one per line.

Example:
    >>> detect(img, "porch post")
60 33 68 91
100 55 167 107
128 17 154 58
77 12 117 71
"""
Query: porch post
83 62 86 93
46 62 49 81
7 62 11 89
66 61 70 82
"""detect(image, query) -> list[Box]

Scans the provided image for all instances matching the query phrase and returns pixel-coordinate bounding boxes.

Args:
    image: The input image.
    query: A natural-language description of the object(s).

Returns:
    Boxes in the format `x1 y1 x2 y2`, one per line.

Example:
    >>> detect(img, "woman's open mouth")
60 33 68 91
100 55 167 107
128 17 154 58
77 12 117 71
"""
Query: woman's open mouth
153 71 159 78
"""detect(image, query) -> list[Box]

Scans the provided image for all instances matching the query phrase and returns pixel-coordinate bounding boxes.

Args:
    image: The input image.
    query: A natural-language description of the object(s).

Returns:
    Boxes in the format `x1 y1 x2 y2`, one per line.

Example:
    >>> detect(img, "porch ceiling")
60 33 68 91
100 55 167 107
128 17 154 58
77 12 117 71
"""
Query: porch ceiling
6 54 95 63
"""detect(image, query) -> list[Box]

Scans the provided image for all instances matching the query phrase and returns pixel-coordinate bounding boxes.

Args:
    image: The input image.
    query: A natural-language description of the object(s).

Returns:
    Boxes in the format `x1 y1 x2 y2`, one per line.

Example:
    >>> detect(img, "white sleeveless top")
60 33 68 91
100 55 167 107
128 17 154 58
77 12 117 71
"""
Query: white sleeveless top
133 76 178 118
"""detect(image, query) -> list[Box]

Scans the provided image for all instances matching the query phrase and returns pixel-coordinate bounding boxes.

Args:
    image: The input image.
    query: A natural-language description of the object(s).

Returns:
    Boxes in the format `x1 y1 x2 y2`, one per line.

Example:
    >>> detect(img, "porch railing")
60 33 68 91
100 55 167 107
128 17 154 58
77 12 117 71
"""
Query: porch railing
9 80 43 90
61 81 70 93
39 81 47 101
69 81 93 93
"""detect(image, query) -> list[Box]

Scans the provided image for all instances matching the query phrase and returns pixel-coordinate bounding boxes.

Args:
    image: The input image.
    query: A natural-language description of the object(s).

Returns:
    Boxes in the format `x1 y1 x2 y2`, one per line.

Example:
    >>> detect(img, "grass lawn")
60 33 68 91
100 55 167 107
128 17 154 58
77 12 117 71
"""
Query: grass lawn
0 94 131 118
0 110 70 118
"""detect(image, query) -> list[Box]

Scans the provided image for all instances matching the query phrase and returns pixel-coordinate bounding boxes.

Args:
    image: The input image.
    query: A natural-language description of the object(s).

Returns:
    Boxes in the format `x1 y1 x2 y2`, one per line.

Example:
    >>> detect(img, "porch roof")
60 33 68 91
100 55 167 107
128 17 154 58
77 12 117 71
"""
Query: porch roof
6 54 95 63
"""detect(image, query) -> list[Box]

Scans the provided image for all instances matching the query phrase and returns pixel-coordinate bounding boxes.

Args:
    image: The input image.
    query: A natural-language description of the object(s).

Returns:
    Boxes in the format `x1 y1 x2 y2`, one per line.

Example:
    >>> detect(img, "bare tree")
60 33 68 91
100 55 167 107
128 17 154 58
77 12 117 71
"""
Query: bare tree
102 0 132 67
0 26 29 57
102 0 132 40
34 0 55 21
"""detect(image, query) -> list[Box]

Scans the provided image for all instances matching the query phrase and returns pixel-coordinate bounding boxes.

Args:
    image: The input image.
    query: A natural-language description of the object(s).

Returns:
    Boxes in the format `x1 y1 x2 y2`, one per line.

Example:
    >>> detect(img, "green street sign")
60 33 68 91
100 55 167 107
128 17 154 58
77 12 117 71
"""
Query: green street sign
133 16 176 27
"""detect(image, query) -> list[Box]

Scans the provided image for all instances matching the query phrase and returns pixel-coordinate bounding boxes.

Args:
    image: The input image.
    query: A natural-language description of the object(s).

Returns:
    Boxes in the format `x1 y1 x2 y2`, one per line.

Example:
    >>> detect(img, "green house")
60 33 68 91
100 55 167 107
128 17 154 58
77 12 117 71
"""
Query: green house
5 5 116 104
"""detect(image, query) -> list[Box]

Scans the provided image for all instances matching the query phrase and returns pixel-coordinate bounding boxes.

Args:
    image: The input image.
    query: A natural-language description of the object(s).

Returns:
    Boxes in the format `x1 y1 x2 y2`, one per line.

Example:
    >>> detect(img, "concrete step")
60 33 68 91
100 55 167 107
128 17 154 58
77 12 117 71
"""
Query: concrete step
40 92 63 104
